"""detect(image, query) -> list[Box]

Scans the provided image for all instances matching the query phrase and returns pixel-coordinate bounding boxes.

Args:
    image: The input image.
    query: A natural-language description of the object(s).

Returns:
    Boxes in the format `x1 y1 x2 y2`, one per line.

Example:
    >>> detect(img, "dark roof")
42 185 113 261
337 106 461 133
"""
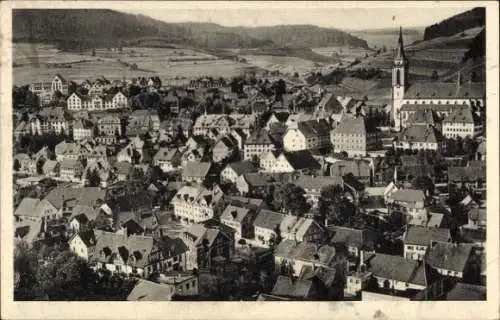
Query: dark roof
282 150 321 171
297 119 331 137
227 160 257 176
448 166 485 182
329 159 371 178
425 242 473 273
328 226 375 249
445 282 486 301
245 128 274 145
443 106 475 124
404 82 485 99
398 124 440 144
77 230 97 247
253 210 284 230
242 172 277 187
317 93 343 113
157 236 188 258
366 253 429 286
73 213 90 224
404 226 451 246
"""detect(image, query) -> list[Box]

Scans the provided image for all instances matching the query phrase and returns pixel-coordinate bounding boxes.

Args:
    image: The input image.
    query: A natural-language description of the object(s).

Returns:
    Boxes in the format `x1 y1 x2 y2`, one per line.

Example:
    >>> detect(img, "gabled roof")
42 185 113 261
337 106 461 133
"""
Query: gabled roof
182 161 211 178
296 119 331 138
220 205 252 223
332 116 366 135
226 160 257 176
366 253 429 287
317 93 343 114
293 175 343 191
445 283 486 301
443 106 475 124
271 275 313 300
328 226 364 248
404 226 451 246
14 197 41 217
245 128 275 145
126 279 173 301
426 242 473 273
156 236 188 258
253 210 284 230
398 124 440 144
282 150 321 171
275 240 336 265
448 166 485 182
75 230 97 247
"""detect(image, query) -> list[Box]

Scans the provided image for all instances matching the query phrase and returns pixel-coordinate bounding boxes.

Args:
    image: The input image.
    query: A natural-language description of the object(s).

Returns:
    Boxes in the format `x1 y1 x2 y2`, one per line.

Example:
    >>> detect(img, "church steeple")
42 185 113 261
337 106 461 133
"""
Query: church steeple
392 26 408 132
394 26 406 64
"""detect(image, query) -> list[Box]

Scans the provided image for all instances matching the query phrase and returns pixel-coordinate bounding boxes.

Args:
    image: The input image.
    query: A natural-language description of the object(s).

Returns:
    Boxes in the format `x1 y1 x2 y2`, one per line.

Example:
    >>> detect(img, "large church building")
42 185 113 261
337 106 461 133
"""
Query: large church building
391 27 485 132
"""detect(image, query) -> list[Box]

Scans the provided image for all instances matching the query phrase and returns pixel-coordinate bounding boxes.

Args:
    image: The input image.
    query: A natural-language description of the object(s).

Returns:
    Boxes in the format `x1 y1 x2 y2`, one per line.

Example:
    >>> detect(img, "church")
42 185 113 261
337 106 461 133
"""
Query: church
391 27 485 132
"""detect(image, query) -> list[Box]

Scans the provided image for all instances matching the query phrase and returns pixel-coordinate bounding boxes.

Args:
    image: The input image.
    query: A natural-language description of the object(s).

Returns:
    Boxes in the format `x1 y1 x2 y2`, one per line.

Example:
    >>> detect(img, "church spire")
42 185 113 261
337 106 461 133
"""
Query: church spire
395 26 406 61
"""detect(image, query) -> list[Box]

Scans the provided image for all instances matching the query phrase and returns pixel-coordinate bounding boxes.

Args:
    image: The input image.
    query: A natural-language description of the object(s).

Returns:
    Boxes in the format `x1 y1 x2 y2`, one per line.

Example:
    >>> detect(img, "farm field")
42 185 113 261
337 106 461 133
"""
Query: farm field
312 46 373 64
13 43 256 86
240 55 322 76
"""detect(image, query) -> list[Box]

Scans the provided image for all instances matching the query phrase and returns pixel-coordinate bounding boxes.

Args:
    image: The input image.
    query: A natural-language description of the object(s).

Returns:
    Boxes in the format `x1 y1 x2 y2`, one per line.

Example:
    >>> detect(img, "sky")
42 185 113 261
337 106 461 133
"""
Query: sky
119 3 474 31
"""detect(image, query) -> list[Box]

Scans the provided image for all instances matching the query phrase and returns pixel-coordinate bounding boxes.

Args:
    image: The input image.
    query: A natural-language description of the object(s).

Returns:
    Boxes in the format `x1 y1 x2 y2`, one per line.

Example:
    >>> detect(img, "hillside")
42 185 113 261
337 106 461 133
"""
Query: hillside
423 7 485 41
13 9 368 50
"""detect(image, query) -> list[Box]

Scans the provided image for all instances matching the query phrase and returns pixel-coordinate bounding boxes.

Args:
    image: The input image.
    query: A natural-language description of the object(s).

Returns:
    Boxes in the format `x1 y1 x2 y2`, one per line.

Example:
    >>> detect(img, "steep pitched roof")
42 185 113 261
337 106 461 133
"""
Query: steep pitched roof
220 205 252 223
126 280 173 301
282 150 321 171
14 198 41 217
443 106 475 124
425 242 473 273
182 161 211 178
226 160 257 176
332 116 366 135
253 210 284 230
271 275 314 299
445 283 486 301
398 124 440 144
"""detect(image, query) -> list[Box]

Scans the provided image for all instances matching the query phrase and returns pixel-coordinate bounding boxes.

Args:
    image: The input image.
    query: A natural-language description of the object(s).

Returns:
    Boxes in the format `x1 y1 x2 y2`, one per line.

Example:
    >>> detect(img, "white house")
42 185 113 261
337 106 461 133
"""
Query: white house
170 185 224 224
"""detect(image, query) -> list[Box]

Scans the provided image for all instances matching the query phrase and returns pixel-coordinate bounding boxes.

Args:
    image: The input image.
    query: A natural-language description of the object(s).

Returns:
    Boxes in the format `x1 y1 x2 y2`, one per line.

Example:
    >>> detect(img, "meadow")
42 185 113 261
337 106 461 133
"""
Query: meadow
13 43 256 86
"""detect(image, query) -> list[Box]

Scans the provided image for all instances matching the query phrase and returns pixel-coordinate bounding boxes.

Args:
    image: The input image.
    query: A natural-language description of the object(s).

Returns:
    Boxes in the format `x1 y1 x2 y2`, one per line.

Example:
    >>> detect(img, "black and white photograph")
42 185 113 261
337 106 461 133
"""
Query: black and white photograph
1 1 499 318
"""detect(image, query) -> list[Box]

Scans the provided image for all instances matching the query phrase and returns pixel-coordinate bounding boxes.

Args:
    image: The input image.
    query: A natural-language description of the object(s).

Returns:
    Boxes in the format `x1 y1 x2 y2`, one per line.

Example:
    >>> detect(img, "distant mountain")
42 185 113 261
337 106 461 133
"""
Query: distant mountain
423 7 485 41
13 9 369 50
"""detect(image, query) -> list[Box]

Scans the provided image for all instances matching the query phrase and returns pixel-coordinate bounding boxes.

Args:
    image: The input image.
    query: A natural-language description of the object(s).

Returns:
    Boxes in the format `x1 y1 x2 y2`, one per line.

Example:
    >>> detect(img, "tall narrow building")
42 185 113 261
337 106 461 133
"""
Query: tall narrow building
392 26 409 131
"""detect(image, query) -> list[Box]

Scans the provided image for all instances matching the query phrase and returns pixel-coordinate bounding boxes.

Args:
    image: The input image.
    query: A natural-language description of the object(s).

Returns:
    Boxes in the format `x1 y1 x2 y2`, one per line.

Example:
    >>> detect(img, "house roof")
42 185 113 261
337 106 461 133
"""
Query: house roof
398 124 440 144
293 175 343 191
388 189 425 203
156 236 188 258
317 93 343 114
407 109 437 126
445 283 486 301
253 210 284 230
226 160 257 176
448 166 486 182
182 161 211 178
60 158 81 170
171 185 223 207
296 119 331 138
332 116 366 135
126 279 173 301
256 293 291 301
282 150 321 171
154 148 180 162
404 82 485 99
91 230 154 268
44 186 81 209
221 205 252 223
425 242 473 273
242 172 277 187
76 230 97 247
245 128 275 145
328 226 364 248
14 197 41 217
443 106 475 124
271 275 313 299
275 239 336 266
329 159 371 178
469 207 486 222
366 253 429 286
404 226 451 246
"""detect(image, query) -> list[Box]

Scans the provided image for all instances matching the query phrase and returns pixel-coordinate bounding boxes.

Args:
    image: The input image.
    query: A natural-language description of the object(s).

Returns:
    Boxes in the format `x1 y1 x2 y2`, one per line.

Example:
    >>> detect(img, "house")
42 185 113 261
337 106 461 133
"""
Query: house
444 282 486 301
447 166 486 189
328 226 376 261
90 230 154 276
68 230 97 261
243 128 277 161
103 91 128 110
193 114 256 137
69 213 91 233
144 236 189 276
42 160 59 177
271 275 316 300
394 124 442 151
59 159 84 182
293 175 344 207
221 160 257 184
158 272 199 298
14 198 41 222
282 119 331 152
260 150 321 174
264 111 290 131
475 139 486 161
127 110 160 136
425 242 473 279
29 107 69 135
252 210 286 247
170 185 224 224
442 106 482 139
330 116 380 157
220 205 257 242
212 135 238 163
364 253 432 292
403 226 451 261
235 172 278 196
179 223 233 271
274 240 337 277
181 161 212 184
385 188 427 224
153 148 182 173
465 207 486 230
97 115 122 136
13 153 37 175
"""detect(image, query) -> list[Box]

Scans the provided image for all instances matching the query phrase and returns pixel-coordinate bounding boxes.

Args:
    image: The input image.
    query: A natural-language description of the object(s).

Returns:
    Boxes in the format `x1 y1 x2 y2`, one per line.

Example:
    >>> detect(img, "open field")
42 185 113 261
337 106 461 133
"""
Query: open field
13 43 256 85
240 55 322 76
312 46 373 64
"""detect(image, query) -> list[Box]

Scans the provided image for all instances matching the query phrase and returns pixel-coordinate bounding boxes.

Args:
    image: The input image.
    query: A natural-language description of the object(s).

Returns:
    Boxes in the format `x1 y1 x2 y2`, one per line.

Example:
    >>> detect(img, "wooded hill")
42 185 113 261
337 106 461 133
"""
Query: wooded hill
13 9 369 51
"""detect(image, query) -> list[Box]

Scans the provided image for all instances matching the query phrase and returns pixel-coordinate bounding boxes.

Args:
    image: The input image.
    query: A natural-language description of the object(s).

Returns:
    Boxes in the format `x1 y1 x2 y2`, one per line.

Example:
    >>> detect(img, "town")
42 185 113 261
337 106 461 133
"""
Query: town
13 27 486 302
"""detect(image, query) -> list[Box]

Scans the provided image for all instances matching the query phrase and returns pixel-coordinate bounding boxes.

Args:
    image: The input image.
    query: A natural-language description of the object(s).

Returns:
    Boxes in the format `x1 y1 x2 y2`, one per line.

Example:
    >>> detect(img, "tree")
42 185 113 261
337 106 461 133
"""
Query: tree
131 149 141 164
318 184 350 225
273 183 309 216
431 70 439 81
86 168 101 187
412 175 434 196
14 158 21 172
